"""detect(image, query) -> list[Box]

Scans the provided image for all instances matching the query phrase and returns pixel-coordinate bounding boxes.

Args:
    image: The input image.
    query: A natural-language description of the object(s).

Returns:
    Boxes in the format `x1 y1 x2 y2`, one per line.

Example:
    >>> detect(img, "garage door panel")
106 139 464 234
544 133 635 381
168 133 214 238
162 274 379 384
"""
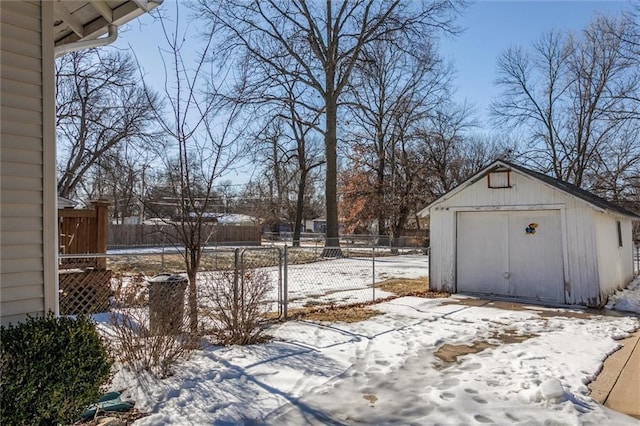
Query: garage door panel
456 210 564 304
456 212 507 295
508 211 564 302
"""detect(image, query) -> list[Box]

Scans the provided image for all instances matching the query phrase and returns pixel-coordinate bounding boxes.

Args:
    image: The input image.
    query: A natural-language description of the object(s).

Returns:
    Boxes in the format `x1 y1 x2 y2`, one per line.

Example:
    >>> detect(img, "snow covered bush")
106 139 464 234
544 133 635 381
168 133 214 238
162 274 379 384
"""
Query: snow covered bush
0 314 112 425
201 269 273 345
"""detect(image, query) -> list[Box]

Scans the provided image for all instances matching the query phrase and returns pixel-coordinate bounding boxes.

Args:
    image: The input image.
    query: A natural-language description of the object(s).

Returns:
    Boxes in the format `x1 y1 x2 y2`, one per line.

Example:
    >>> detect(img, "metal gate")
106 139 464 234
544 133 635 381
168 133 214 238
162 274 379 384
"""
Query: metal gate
236 247 284 319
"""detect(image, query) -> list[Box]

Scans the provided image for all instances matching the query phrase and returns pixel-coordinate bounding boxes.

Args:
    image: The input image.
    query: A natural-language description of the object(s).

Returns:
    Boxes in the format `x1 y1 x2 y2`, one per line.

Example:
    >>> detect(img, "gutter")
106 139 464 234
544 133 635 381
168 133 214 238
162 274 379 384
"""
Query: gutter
54 24 118 58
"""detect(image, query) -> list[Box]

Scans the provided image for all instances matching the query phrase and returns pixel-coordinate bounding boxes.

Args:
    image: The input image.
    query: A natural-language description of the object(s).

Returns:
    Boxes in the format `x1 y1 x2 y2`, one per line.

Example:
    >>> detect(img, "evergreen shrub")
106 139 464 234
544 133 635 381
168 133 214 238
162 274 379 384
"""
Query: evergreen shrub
0 314 112 425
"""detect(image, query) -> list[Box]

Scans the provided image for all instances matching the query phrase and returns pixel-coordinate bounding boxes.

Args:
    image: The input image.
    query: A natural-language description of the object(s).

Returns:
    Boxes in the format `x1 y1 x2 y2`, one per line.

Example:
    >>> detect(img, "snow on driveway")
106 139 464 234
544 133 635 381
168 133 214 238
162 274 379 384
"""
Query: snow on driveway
112 295 640 425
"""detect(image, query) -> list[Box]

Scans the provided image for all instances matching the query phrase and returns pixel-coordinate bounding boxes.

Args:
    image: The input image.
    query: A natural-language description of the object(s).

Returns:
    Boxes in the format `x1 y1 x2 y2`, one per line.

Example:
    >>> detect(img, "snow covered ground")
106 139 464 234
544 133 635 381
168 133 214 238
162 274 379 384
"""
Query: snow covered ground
606 277 640 314
107 277 640 425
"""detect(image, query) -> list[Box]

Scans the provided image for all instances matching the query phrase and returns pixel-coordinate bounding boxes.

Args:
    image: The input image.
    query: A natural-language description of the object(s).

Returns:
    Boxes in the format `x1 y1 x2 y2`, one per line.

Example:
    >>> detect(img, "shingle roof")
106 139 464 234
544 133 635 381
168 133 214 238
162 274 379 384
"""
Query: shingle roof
499 160 640 219
421 159 640 219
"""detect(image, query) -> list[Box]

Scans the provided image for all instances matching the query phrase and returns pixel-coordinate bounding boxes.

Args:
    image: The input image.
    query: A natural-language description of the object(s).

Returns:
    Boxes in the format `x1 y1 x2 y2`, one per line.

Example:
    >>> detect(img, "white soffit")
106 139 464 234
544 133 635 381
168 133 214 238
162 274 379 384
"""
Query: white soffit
53 0 161 47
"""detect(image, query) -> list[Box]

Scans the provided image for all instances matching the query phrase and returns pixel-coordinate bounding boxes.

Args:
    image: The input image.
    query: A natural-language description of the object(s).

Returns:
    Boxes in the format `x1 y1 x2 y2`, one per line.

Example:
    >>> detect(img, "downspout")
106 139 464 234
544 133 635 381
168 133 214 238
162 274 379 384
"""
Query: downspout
54 24 118 58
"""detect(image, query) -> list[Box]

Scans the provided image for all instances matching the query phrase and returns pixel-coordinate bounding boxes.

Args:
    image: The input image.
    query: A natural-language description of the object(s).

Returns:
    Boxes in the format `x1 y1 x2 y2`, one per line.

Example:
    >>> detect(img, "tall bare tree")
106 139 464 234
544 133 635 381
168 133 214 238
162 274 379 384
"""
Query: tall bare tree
492 13 640 189
246 114 324 244
196 0 464 252
55 49 160 199
345 36 451 236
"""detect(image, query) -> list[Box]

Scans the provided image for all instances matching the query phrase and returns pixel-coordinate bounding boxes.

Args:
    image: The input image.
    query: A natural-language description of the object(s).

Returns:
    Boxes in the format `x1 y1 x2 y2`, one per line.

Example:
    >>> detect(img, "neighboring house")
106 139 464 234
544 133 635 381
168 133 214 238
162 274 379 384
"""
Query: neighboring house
215 213 260 226
419 159 639 307
57 195 78 209
1 1 161 326
305 218 327 233
188 212 260 225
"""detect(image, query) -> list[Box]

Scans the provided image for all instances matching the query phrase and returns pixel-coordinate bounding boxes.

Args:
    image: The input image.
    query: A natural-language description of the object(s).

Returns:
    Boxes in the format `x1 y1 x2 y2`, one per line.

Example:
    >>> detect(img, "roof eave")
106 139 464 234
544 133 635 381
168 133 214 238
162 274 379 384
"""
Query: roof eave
418 159 640 221
54 0 163 47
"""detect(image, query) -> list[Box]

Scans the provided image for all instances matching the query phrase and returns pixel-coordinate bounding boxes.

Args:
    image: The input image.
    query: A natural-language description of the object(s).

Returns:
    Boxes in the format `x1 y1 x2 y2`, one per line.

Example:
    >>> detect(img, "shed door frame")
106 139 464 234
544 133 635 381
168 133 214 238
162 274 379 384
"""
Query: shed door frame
452 205 569 303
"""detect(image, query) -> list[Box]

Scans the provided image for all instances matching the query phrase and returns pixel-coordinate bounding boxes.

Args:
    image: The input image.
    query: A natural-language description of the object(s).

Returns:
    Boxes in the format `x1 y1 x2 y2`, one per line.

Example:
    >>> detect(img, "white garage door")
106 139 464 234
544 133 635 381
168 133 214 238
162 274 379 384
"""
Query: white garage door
456 210 565 303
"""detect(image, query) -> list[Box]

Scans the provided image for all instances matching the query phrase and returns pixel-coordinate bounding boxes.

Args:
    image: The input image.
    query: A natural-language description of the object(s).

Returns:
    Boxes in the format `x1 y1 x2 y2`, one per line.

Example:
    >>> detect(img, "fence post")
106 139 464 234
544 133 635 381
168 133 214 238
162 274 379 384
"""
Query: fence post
372 246 376 302
283 245 288 321
233 248 240 332
91 200 110 269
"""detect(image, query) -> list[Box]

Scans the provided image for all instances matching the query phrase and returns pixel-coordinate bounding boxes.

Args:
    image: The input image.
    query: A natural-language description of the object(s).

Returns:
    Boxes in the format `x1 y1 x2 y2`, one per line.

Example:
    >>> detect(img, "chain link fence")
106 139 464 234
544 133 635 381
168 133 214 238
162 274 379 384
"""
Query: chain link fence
58 243 429 323
282 246 428 317
59 247 283 319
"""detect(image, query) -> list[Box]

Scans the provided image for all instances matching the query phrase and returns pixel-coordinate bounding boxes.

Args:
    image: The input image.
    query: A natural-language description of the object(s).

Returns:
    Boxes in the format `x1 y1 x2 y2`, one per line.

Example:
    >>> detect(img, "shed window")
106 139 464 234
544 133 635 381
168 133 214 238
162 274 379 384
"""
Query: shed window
487 170 511 188
617 221 623 247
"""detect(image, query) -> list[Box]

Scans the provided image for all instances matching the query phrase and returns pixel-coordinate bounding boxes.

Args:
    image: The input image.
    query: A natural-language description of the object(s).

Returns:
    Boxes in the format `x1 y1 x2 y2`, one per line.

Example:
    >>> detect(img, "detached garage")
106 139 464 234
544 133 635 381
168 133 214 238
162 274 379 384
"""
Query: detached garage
420 160 639 307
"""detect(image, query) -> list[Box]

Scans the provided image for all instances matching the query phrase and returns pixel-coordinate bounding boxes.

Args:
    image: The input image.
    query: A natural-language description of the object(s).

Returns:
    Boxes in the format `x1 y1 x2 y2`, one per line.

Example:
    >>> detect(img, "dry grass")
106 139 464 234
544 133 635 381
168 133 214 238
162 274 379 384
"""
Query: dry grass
376 277 429 296
284 304 383 323
108 249 324 276
434 330 538 364
305 306 382 323
434 341 497 363
280 279 449 323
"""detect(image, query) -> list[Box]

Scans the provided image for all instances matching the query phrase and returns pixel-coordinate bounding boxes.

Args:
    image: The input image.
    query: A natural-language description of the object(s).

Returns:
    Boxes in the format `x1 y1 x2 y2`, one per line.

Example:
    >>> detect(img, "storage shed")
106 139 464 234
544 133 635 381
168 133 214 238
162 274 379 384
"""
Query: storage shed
419 160 639 307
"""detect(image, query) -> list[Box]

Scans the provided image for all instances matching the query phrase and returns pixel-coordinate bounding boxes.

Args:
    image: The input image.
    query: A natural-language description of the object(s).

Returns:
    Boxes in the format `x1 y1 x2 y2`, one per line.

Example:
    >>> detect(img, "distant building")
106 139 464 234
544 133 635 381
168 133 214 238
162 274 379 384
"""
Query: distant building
305 218 326 233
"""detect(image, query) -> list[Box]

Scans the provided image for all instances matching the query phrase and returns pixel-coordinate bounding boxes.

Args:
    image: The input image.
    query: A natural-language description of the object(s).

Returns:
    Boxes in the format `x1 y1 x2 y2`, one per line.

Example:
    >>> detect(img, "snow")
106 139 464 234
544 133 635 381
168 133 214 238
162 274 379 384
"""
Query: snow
606 277 640 314
97 255 640 424
283 255 427 308
106 288 640 424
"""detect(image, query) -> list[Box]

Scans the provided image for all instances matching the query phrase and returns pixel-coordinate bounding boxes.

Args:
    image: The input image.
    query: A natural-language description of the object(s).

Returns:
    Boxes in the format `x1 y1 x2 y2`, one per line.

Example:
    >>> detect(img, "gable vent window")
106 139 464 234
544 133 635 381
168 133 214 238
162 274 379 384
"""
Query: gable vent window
487 170 511 188
617 220 623 247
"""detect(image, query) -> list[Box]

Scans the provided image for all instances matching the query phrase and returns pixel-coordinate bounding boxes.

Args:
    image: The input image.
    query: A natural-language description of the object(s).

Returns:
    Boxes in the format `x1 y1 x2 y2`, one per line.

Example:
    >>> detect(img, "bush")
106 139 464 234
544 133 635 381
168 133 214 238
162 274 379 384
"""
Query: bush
109 278 195 378
202 269 273 345
0 314 112 425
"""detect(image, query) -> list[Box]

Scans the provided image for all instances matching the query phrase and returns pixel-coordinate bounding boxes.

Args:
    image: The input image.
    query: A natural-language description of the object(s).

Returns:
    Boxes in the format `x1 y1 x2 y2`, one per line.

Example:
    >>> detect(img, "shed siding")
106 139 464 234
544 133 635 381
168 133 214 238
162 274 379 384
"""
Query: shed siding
594 213 634 299
429 209 456 292
430 169 605 305
0 1 47 325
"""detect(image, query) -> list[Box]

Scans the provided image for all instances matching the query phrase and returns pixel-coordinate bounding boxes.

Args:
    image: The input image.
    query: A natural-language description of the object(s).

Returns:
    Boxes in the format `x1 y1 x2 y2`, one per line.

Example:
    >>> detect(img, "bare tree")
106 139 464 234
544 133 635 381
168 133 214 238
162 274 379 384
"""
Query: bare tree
81 148 145 222
250 121 293 235
144 6 244 337
244 116 324 242
55 49 161 199
196 0 464 252
246 69 325 245
345 37 451 237
492 13 640 189
414 102 483 199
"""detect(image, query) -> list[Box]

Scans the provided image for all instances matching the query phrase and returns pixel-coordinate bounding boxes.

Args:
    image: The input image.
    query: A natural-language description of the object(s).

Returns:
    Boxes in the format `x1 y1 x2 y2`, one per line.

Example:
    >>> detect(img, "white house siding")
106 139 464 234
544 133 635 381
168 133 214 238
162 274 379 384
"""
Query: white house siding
429 169 603 305
1 1 57 326
429 209 455 293
594 212 634 298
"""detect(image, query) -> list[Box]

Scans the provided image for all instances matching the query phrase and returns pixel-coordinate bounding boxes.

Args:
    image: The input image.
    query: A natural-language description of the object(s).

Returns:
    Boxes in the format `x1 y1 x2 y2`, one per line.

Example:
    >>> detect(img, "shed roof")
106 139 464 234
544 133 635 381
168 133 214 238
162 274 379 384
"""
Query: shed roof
419 159 640 220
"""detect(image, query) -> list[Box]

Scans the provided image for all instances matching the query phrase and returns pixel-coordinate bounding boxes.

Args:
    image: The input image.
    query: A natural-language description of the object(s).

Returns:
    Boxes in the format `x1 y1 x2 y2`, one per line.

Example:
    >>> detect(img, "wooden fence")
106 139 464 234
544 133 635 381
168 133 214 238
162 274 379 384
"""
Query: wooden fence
58 200 109 269
108 224 262 247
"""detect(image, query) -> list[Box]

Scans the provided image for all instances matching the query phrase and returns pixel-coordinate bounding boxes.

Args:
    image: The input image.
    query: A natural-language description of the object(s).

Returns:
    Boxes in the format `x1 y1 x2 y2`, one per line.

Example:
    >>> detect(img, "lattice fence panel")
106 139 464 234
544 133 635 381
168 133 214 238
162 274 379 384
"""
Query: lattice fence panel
59 269 112 315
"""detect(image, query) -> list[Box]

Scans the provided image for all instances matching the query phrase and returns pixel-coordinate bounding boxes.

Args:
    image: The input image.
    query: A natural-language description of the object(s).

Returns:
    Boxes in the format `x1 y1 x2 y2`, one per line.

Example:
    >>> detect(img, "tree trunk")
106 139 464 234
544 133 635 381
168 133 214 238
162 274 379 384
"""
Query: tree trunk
323 93 341 256
187 248 199 338
292 170 307 247
322 0 341 256
376 147 386 240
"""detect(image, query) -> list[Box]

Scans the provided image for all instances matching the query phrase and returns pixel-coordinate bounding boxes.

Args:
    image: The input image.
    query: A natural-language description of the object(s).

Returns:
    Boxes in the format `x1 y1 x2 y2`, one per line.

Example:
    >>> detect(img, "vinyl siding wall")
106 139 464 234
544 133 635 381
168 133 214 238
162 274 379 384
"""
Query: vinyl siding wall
1 1 56 326
429 169 607 306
